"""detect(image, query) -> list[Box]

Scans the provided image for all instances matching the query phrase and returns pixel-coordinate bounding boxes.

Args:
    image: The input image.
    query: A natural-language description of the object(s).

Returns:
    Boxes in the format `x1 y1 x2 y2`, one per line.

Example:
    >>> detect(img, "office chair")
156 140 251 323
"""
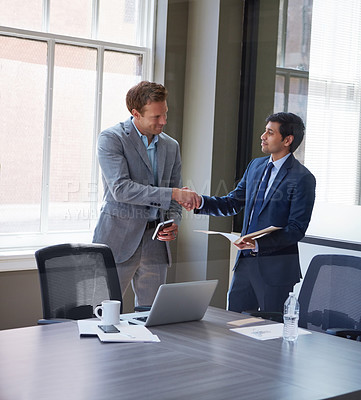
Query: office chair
298 254 361 340
250 254 361 341
35 243 123 324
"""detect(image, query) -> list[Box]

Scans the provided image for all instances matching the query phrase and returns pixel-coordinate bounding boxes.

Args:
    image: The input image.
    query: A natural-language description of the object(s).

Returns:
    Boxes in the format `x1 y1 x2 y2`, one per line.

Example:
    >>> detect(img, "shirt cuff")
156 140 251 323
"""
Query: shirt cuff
198 195 205 209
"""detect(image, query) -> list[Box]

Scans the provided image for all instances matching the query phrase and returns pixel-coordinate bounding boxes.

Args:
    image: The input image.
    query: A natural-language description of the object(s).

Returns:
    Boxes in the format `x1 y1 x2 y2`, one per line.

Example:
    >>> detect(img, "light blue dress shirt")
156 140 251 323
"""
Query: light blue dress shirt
131 117 159 221
264 153 291 197
252 153 291 251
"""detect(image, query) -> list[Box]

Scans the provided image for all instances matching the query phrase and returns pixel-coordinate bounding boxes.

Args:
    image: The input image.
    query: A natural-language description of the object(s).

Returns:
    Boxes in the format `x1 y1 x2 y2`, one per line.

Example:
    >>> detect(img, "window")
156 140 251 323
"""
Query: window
0 0 155 251
305 0 361 206
274 0 361 243
274 0 313 163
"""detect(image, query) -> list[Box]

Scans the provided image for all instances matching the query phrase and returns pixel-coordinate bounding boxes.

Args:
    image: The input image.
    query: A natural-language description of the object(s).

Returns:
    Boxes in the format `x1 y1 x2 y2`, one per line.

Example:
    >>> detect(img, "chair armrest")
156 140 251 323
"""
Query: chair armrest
37 318 74 325
326 328 361 341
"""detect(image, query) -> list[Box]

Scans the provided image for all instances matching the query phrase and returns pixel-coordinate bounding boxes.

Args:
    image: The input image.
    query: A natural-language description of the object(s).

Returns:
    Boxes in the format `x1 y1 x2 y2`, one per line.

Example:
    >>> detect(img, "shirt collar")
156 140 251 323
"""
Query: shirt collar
268 153 291 172
131 116 158 148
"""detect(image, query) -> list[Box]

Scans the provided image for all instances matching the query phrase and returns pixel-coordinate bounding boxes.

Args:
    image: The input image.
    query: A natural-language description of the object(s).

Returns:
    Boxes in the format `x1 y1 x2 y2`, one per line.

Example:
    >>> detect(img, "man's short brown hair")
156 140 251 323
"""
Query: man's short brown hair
126 81 168 114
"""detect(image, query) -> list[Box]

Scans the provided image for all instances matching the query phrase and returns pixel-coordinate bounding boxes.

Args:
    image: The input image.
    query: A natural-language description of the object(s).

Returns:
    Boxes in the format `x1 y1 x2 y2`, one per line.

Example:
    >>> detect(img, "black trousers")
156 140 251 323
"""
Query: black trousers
228 255 293 313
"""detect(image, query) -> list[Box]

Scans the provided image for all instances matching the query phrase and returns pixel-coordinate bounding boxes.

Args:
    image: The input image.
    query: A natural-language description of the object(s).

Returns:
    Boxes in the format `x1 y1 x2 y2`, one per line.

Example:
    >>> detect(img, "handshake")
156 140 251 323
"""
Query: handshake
172 187 202 211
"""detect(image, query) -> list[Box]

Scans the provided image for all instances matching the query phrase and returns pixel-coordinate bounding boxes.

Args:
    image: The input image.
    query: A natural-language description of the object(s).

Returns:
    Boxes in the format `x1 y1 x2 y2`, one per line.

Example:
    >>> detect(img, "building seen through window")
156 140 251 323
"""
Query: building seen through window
0 0 154 251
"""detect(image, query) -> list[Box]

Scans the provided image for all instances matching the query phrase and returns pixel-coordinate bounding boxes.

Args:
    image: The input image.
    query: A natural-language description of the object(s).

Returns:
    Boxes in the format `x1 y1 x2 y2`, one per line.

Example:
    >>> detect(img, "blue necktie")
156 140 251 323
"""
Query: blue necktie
247 162 274 234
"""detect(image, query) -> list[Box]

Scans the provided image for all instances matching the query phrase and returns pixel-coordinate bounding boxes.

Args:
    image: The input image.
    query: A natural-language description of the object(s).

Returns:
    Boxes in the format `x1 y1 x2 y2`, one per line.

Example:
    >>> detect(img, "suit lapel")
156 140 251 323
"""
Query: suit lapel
249 159 268 203
125 118 153 174
261 154 294 211
244 159 268 227
156 134 166 185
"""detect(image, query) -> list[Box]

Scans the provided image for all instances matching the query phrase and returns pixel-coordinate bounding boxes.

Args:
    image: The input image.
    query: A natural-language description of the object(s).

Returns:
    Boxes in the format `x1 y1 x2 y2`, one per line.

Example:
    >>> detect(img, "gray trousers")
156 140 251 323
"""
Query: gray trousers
116 228 168 307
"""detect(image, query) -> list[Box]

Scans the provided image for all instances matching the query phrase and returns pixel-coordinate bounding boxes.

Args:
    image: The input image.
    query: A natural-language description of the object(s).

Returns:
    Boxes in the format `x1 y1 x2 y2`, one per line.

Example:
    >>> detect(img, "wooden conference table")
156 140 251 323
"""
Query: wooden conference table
0 307 360 400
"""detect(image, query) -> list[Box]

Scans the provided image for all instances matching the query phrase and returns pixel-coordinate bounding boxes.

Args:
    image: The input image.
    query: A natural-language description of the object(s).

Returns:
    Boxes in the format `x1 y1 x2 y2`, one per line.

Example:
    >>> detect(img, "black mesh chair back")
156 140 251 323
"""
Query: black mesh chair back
298 254 361 334
35 243 122 321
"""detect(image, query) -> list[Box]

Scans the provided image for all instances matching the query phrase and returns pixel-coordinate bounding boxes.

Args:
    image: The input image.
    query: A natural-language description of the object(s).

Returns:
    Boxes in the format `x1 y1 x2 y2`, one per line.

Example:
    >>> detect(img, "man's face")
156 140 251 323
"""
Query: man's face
132 100 168 138
260 121 293 160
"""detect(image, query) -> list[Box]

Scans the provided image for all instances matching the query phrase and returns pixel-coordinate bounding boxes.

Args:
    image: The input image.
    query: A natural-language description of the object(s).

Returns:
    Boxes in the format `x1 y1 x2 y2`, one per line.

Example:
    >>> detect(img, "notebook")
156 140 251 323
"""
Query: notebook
120 280 218 327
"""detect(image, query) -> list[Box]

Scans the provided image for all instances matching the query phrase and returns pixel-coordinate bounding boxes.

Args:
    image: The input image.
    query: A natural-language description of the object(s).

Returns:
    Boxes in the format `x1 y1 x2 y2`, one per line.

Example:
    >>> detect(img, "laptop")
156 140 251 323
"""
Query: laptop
120 280 218 327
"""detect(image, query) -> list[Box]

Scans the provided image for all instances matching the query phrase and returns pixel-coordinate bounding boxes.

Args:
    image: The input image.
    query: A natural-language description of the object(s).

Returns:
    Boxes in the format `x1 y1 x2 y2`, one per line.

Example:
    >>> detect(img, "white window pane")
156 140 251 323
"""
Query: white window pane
305 0 361 206
288 77 308 121
288 77 308 163
101 50 142 129
284 0 313 69
48 44 97 231
274 75 285 112
49 0 92 38
0 36 47 234
0 0 43 31
98 0 141 45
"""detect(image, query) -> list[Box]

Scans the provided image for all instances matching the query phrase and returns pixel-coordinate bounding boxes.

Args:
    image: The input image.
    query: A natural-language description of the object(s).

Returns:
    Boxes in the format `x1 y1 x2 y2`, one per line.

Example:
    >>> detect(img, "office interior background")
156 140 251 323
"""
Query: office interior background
1 0 361 330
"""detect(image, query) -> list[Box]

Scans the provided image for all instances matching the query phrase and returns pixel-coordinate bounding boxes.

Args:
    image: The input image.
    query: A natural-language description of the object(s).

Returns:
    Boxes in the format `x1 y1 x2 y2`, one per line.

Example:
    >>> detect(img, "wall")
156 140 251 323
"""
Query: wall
165 0 244 308
251 0 279 158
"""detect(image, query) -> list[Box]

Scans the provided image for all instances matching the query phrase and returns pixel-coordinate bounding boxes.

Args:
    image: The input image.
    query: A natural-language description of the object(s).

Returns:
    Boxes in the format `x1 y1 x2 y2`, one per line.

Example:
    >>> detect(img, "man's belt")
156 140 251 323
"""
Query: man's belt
242 249 257 257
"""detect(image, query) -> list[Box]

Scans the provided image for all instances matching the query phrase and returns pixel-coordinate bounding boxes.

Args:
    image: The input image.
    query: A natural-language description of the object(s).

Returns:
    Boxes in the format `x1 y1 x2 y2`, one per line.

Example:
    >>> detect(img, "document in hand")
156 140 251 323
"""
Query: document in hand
77 320 160 343
233 226 282 244
194 226 281 245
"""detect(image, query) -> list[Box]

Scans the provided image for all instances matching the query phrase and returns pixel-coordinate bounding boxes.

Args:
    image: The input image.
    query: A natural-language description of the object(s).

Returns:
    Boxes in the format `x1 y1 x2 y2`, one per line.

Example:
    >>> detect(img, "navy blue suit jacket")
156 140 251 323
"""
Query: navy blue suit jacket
196 154 316 286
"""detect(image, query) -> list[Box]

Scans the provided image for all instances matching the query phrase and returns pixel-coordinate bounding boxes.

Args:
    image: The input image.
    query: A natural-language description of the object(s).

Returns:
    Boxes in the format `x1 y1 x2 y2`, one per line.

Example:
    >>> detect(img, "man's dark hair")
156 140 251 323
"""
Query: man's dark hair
266 112 305 153
126 81 168 114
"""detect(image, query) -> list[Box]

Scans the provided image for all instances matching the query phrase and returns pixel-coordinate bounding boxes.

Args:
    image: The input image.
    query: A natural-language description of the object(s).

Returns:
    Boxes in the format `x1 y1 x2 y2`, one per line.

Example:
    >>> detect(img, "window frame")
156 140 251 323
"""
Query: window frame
274 0 361 246
0 0 156 254
275 67 309 112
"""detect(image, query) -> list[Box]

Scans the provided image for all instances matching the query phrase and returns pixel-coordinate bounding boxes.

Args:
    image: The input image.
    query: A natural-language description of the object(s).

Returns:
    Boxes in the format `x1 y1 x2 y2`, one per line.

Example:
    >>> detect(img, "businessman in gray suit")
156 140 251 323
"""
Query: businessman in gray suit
93 81 198 306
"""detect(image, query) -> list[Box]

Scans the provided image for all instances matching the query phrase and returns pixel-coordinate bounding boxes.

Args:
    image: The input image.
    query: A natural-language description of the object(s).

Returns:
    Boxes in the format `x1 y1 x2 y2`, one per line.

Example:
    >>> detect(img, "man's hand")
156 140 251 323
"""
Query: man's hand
234 238 256 250
157 223 178 242
172 187 202 211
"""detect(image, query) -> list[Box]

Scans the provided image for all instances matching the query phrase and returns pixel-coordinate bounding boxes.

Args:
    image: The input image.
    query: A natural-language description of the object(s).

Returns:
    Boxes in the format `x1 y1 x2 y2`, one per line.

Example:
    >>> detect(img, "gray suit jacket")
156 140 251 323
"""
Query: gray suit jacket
93 118 182 264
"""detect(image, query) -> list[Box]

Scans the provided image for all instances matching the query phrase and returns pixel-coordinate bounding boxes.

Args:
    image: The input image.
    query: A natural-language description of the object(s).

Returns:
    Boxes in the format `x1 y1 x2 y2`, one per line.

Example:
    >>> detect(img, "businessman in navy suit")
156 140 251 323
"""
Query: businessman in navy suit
180 112 316 313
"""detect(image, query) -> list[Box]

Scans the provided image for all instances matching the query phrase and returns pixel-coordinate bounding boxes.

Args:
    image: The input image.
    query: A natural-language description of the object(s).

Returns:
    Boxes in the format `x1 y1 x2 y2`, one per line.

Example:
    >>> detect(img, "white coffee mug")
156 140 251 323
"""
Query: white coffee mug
94 300 121 325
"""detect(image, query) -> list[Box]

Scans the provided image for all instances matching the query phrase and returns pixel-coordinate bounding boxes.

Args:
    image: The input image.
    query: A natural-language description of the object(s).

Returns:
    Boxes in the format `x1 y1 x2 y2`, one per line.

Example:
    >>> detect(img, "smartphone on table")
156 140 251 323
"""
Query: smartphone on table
98 325 120 333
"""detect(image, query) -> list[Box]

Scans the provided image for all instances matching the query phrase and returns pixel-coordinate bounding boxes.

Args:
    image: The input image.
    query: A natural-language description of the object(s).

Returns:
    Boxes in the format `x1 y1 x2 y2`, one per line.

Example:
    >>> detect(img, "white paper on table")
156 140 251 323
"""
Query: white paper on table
77 320 97 335
194 230 240 243
97 324 160 343
230 323 312 341
77 320 160 342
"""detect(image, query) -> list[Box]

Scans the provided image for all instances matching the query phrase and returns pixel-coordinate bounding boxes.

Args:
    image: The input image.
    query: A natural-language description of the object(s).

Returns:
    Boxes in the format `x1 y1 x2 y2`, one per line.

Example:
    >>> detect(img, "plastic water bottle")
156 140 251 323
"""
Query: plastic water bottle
283 292 300 342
